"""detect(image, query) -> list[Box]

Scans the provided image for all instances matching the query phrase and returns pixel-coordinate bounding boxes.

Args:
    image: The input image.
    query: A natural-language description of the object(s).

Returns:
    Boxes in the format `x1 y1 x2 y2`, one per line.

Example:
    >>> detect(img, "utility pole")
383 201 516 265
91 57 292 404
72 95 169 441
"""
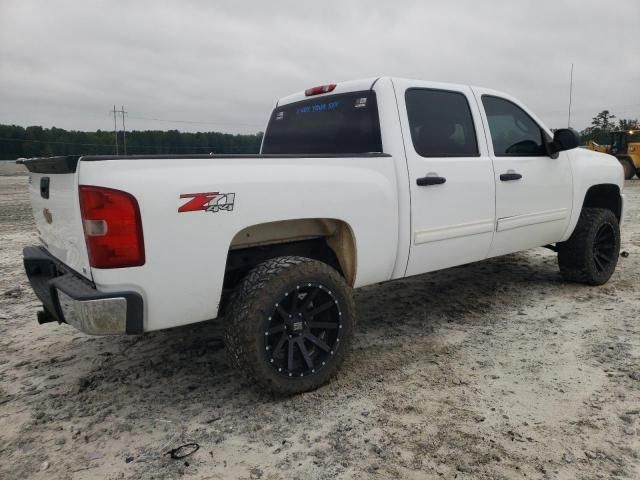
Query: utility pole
568 63 574 128
110 105 128 155
112 105 119 155
121 105 127 155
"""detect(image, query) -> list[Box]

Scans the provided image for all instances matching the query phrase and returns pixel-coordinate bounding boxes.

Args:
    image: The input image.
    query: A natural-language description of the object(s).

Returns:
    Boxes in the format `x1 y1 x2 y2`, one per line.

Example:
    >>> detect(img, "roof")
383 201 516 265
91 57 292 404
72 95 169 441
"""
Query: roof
275 76 505 107
276 77 380 106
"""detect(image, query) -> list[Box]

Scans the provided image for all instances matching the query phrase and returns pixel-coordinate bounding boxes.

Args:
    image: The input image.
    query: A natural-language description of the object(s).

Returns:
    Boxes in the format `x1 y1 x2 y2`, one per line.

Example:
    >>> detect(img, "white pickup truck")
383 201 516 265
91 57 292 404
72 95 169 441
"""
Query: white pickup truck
20 77 624 394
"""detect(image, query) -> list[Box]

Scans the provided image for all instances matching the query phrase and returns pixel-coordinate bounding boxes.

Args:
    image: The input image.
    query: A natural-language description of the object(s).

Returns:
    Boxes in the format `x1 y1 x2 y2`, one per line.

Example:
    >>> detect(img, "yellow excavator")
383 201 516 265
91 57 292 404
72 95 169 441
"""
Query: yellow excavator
586 130 640 179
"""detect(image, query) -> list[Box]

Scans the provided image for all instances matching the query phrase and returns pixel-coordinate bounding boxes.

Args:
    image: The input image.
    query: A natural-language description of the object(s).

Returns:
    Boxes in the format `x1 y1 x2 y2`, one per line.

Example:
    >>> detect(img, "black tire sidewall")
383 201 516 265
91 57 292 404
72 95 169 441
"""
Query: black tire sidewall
585 212 620 285
225 257 355 394
621 159 635 180
559 208 620 286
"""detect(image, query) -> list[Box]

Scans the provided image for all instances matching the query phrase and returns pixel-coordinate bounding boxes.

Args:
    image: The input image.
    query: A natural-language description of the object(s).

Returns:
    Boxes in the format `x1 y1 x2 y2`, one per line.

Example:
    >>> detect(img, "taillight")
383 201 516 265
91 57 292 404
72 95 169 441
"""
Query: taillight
79 186 145 268
304 83 336 96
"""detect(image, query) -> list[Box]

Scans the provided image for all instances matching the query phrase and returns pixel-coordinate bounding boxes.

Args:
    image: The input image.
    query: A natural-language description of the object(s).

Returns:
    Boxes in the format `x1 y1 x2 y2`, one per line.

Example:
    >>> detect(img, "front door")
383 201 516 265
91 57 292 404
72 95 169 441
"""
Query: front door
474 90 573 257
393 80 496 277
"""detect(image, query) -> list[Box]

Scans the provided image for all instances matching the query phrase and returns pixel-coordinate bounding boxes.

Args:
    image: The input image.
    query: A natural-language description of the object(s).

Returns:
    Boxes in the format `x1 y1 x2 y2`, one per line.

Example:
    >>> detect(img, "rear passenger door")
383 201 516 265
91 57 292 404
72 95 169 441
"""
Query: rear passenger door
474 90 573 257
393 80 496 276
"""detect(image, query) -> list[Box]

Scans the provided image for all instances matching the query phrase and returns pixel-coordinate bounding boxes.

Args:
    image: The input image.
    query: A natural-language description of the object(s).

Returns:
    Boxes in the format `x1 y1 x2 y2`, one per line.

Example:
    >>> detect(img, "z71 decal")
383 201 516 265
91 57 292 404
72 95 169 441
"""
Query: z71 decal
178 192 235 213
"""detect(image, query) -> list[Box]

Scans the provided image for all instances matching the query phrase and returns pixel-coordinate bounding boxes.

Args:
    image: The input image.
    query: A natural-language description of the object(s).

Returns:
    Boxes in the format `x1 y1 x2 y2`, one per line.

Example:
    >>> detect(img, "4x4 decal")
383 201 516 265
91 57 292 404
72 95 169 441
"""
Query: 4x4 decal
178 192 235 213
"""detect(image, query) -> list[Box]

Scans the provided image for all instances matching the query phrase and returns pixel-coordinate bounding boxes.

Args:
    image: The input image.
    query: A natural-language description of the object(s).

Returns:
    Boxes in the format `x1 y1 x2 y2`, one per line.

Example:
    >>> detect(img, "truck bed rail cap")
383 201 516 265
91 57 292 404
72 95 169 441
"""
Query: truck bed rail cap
20 156 80 174
78 153 391 161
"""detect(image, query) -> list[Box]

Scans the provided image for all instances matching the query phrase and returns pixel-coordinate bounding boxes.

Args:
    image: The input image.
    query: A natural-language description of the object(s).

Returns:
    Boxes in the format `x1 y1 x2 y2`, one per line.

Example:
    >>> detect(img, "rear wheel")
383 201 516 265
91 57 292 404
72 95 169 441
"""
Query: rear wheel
223 256 355 395
620 158 635 180
557 208 620 285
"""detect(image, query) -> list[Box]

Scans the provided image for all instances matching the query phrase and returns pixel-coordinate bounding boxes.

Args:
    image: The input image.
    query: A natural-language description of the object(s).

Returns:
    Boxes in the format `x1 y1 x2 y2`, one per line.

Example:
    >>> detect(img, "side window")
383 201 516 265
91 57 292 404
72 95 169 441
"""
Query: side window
405 89 479 157
481 95 547 156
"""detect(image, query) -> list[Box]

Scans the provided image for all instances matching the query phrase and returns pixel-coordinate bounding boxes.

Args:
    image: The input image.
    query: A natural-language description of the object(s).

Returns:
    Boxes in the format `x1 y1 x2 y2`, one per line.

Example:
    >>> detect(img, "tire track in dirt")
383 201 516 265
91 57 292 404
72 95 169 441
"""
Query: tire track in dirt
0 162 638 479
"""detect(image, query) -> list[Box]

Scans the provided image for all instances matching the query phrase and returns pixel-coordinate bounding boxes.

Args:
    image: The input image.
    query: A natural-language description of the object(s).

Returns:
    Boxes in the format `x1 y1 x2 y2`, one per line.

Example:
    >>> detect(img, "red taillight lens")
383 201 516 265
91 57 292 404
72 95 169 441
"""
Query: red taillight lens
304 83 336 96
79 186 145 269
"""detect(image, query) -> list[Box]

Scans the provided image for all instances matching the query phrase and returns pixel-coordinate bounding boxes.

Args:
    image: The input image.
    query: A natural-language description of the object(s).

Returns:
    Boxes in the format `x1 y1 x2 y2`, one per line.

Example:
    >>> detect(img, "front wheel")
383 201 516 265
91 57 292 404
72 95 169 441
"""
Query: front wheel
557 208 620 286
223 256 355 395
620 158 635 180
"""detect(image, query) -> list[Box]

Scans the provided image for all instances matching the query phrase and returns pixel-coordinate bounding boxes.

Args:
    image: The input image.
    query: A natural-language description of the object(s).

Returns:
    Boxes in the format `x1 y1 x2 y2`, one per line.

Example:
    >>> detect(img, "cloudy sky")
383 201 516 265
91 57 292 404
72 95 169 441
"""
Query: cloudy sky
1 0 639 134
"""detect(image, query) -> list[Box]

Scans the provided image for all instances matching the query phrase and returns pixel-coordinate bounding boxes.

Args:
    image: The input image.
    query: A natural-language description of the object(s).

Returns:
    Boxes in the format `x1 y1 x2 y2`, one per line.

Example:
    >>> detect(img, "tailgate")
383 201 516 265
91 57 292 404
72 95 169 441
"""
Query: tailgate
21 156 92 280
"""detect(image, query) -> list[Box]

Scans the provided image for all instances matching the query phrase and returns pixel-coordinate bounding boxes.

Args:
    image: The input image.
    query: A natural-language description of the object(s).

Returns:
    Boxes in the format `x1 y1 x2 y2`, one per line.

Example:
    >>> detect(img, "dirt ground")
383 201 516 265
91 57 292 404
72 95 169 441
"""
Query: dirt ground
0 160 638 480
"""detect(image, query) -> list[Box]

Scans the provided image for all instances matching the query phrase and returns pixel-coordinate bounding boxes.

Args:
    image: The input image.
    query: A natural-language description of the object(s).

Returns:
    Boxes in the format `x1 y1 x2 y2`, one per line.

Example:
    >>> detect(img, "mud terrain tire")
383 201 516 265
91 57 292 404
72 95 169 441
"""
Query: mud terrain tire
620 158 635 180
558 208 620 286
224 256 355 395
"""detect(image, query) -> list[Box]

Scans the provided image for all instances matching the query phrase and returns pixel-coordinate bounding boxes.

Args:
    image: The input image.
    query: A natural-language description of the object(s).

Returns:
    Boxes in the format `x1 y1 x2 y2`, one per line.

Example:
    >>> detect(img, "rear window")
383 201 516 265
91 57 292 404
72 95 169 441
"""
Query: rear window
405 88 479 157
261 90 383 155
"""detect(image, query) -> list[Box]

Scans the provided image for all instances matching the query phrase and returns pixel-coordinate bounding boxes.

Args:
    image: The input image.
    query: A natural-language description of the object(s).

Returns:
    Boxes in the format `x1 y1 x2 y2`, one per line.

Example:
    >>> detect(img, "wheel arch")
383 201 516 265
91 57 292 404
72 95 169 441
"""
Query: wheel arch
581 183 622 221
562 182 622 242
224 218 358 289
617 154 634 164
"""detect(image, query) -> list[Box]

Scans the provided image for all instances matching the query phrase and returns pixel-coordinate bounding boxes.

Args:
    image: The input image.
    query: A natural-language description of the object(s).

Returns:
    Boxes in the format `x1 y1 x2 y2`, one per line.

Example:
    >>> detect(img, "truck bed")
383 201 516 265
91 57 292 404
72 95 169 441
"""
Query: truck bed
19 152 400 331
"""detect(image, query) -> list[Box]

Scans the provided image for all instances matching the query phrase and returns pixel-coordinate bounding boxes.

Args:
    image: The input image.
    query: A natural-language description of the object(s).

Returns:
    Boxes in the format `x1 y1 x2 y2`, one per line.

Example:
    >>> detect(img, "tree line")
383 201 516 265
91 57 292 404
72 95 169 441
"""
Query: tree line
0 124 263 160
579 111 639 145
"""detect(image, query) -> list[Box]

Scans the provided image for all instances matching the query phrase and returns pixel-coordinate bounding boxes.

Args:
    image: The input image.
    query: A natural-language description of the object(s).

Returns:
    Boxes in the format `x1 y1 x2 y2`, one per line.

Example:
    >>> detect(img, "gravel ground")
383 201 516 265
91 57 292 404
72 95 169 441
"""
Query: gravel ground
0 160 638 479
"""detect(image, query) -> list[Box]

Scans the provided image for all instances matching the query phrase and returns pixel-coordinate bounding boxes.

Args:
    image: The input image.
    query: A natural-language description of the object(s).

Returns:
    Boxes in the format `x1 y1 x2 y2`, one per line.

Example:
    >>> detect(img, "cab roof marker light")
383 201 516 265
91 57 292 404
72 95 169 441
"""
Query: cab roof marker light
305 84 336 97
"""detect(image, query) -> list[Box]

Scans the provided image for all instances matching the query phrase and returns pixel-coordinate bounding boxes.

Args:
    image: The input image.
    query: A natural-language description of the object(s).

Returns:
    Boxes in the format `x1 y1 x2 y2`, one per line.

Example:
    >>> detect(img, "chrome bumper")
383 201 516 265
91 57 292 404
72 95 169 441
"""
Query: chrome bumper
23 246 143 335
56 290 128 335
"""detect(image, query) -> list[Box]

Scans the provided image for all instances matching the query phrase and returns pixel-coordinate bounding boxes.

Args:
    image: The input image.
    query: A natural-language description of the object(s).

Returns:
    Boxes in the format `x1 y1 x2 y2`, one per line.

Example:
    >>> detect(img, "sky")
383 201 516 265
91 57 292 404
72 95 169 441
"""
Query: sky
1 0 639 134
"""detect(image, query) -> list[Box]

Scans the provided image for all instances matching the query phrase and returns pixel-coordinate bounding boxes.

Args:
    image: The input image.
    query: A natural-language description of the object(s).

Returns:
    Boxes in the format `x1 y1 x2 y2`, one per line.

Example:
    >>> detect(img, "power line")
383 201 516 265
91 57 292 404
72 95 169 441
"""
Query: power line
0 137 113 147
0 136 253 151
121 104 640 125
126 114 263 128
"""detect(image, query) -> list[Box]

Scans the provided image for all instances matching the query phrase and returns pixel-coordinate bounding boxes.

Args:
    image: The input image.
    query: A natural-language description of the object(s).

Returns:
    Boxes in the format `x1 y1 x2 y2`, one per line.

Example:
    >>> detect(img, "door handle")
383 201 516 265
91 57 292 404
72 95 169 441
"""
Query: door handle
500 172 522 181
416 174 446 186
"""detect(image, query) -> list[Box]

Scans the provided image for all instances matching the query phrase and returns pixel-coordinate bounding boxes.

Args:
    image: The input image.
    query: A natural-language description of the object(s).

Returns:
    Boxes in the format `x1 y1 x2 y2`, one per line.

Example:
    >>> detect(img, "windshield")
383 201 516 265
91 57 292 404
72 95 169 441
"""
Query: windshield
261 90 383 155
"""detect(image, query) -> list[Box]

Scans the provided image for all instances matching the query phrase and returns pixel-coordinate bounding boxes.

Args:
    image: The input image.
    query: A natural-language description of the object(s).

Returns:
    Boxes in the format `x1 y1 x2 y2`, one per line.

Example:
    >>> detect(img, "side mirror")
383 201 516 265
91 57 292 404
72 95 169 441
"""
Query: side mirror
549 128 580 157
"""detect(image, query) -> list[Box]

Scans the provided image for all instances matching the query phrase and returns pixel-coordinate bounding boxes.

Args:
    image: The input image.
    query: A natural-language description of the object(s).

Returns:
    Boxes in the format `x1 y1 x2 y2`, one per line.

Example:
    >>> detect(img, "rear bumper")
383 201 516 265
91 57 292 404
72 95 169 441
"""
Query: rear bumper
23 246 143 335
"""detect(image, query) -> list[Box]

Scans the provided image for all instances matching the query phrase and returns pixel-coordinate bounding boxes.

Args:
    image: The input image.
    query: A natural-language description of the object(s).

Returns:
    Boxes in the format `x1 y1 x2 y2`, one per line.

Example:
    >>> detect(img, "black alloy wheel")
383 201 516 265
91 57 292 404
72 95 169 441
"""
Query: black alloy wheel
592 223 616 273
264 283 342 378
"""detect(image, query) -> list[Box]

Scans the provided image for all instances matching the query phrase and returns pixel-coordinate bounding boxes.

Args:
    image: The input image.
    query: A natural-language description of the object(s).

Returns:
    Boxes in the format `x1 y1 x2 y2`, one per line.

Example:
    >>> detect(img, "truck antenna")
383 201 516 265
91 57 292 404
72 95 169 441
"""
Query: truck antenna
568 63 574 128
